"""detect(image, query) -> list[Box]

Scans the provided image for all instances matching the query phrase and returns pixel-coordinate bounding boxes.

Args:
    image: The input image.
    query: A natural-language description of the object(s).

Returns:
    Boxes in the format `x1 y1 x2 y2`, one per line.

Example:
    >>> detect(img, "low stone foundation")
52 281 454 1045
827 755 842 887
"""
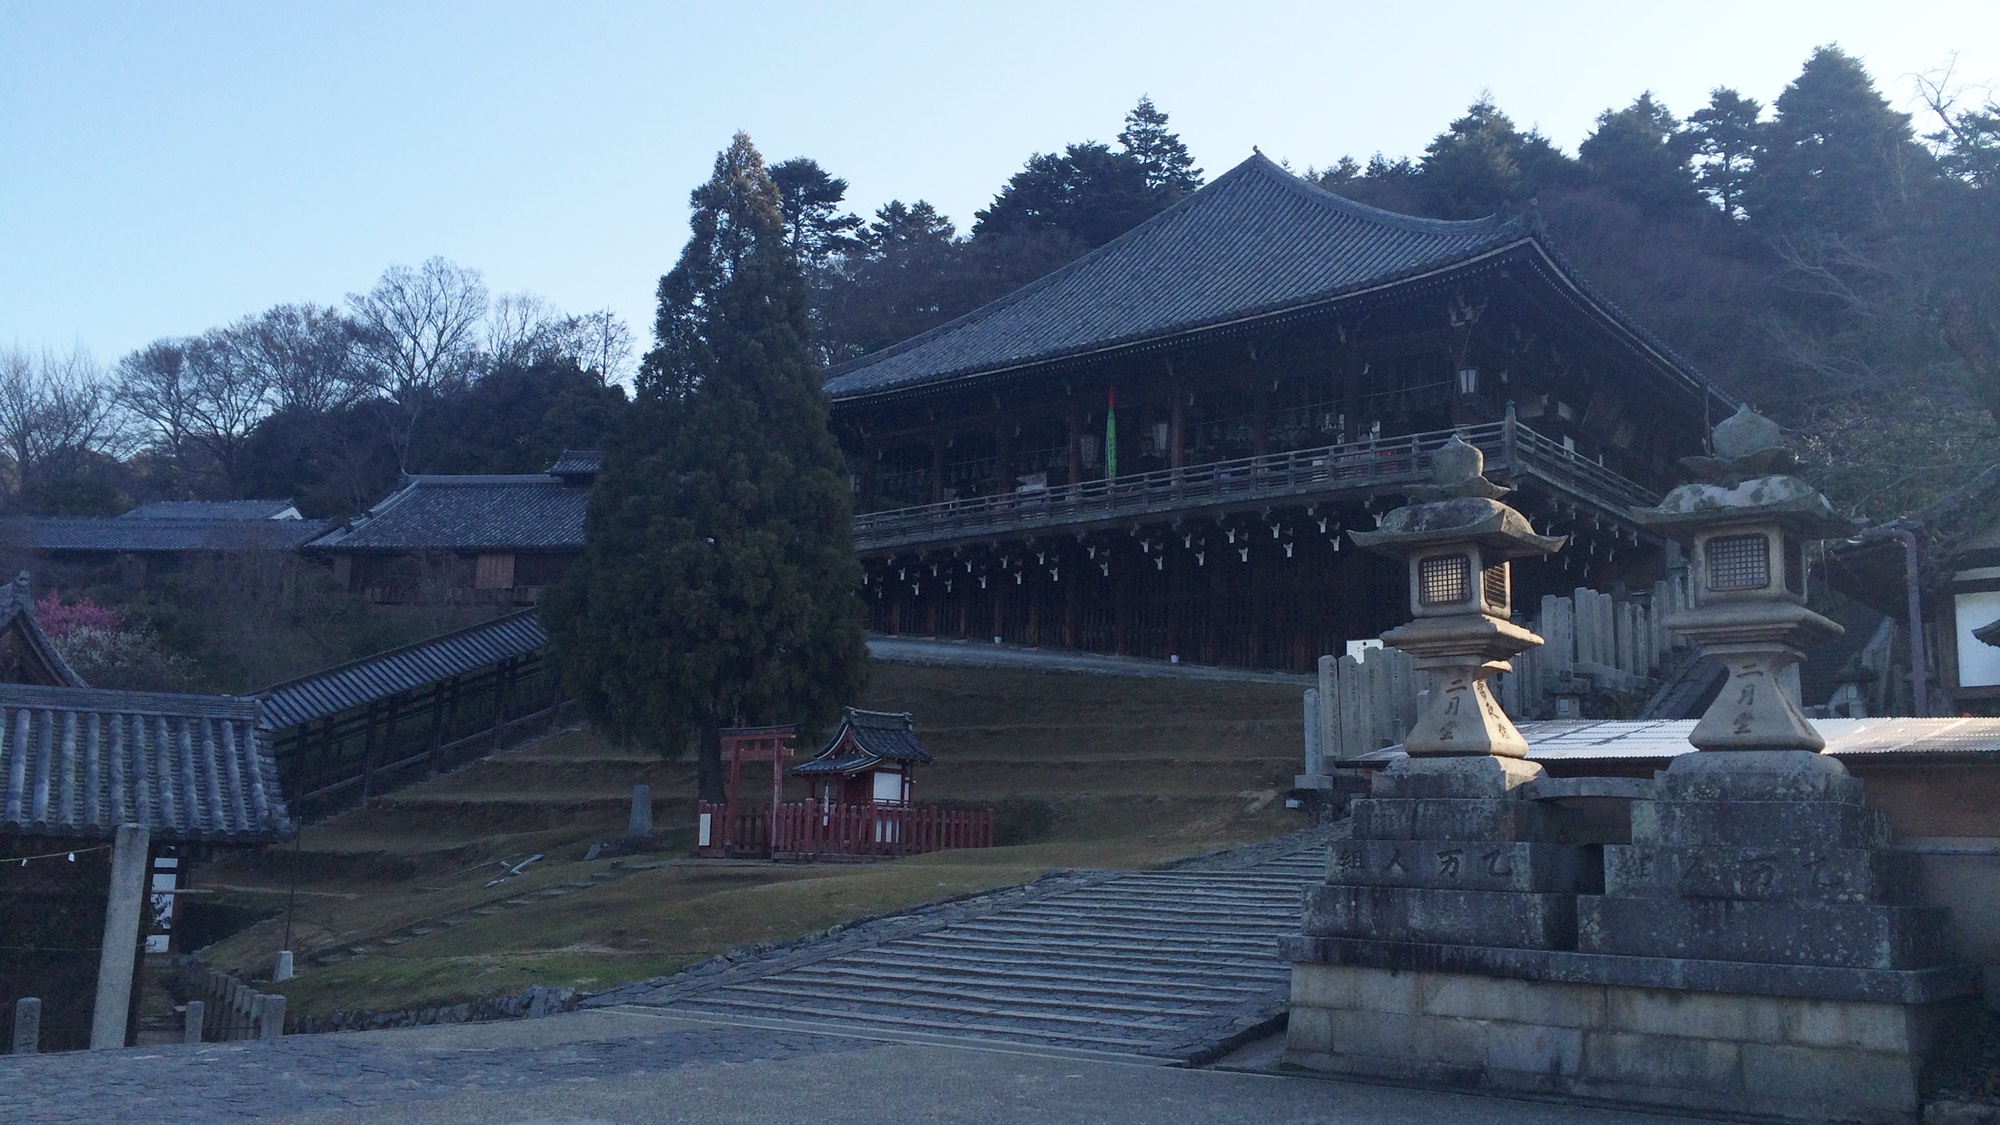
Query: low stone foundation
1284 951 1974 1124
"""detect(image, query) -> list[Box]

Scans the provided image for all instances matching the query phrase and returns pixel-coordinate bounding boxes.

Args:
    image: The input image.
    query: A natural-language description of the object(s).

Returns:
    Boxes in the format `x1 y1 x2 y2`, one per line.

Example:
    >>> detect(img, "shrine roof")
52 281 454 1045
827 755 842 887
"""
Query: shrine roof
308 473 588 552
255 609 546 730
0 683 292 843
1359 717 2000 764
0 571 86 688
822 153 1712 406
794 708 933 775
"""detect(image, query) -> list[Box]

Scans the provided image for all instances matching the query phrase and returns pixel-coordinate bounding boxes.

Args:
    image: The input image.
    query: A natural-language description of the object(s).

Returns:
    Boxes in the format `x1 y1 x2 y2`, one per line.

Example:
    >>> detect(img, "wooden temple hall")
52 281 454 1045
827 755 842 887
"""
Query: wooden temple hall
825 154 1733 672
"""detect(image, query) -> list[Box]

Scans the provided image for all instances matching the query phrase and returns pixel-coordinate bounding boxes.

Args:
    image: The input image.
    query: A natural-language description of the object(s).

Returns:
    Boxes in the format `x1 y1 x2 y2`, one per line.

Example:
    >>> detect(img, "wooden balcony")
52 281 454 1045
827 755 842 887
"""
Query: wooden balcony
851 419 1660 556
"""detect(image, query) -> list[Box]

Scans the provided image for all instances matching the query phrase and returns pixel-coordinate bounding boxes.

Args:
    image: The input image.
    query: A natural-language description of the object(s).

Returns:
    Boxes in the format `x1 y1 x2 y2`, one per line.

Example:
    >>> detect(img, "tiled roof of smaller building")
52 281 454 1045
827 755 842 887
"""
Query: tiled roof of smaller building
122 499 300 521
547 450 604 477
793 708 932 775
0 572 86 688
256 609 547 730
3 517 331 553
0 683 292 842
309 474 589 552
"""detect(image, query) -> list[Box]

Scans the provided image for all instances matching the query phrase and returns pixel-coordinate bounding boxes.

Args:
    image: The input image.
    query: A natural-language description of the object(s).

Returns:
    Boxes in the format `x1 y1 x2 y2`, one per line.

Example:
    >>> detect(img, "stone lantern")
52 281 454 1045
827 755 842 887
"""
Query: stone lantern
1630 405 1859 751
1349 434 1564 762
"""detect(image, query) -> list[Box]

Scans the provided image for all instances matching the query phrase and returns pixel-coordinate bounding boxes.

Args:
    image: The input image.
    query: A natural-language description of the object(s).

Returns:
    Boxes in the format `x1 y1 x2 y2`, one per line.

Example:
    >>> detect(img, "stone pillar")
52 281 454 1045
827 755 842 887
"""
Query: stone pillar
628 784 653 838
90 823 149 1050
12 997 39 1055
183 999 204 1045
273 950 294 983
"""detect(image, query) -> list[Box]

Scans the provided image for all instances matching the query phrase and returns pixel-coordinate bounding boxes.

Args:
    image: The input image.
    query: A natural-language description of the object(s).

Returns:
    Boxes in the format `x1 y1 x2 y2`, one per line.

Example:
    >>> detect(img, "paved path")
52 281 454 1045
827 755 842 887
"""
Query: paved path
866 635 1312 685
0 1008 1722 1124
600 835 1327 1062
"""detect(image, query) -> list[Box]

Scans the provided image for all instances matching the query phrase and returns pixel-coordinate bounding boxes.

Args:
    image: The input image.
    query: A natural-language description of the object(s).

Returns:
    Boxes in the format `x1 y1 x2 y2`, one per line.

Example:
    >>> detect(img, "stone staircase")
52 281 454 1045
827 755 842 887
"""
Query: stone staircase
619 836 1328 1062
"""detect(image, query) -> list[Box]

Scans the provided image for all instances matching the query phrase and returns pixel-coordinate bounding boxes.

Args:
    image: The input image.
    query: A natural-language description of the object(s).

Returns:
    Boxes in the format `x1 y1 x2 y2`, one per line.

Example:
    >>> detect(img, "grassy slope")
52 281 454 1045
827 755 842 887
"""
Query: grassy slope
194 659 1305 1017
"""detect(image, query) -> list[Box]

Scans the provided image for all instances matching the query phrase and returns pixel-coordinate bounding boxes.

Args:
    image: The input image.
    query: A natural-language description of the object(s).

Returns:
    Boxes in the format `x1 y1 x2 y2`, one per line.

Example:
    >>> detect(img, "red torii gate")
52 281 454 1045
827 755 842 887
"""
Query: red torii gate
695 724 796 858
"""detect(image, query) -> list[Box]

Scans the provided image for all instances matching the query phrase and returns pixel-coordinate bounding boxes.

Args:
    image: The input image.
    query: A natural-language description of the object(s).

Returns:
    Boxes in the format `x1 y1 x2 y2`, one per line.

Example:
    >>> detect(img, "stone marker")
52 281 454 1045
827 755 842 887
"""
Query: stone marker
12 997 39 1055
257 994 285 1040
90 823 150 1050
628 784 652 838
273 950 294 982
183 1000 204 1045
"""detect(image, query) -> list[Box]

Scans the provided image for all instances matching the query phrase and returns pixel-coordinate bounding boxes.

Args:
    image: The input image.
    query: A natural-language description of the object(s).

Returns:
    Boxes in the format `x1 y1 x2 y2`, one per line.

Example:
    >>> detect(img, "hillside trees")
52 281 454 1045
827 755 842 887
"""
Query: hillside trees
546 133 867 800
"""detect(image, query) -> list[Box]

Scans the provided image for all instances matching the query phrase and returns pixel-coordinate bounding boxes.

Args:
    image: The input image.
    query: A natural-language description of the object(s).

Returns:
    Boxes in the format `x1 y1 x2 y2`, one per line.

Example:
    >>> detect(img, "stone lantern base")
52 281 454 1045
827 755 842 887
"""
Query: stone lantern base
1283 750 1978 1124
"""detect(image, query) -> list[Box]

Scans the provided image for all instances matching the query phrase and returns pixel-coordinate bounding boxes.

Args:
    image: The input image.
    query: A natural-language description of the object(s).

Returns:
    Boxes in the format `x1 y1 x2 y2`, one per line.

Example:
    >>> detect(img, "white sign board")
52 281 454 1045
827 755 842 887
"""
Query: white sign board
1956 591 2000 688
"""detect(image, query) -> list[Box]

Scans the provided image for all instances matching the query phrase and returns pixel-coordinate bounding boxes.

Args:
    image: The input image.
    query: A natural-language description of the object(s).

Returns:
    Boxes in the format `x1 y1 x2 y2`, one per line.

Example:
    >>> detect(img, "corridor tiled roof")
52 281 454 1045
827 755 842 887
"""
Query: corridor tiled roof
0 683 292 842
256 609 547 730
822 153 1527 401
308 475 589 552
5 517 331 553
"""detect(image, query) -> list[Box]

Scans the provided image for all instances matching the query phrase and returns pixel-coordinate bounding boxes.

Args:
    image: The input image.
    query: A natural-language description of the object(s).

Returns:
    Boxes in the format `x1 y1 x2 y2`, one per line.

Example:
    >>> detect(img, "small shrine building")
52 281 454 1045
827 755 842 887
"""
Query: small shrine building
792 708 934 807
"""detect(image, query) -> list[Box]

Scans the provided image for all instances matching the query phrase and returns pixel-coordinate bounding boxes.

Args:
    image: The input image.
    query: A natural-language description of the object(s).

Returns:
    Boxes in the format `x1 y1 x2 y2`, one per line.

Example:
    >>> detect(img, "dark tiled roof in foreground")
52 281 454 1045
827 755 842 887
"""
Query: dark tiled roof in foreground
122 499 300 521
0 683 291 842
1358 717 2000 764
823 153 1525 401
0 572 86 688
4 517 330 553
255 609 547 730
308 475 589 552
794 708 932 775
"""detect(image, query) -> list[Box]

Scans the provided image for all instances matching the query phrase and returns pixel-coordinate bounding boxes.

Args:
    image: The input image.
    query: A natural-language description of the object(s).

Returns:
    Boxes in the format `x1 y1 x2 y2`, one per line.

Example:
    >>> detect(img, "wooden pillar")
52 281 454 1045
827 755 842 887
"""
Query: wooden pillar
491 658 517 751
1170 390 1186 470
1252 378 1270 458
859 437 878 511
1066 411 1084 487
994 423 1012 495
90 824 149 1050
358 701 382 803
929 437 946 503
379 692 403 777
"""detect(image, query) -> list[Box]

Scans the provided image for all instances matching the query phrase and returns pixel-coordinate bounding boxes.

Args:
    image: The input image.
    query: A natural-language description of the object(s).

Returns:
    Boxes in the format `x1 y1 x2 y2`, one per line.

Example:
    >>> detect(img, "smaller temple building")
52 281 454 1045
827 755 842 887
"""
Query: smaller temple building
792 708 934 807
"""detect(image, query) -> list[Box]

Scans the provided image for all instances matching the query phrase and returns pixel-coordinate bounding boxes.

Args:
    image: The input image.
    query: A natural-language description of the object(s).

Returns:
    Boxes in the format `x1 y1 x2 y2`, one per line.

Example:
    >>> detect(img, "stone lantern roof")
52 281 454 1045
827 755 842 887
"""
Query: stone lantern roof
1350 436 1565 560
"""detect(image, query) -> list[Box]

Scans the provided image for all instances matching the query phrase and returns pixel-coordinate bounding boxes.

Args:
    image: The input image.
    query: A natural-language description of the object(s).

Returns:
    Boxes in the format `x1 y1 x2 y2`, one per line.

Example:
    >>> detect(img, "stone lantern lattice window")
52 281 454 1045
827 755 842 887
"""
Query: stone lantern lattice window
1418 554 1471 606
1704 533 1770 591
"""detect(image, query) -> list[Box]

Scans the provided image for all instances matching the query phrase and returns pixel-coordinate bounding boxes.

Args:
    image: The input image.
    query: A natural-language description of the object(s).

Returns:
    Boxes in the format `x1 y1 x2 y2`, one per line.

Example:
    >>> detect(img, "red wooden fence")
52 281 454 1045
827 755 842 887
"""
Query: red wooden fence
695 801 993 858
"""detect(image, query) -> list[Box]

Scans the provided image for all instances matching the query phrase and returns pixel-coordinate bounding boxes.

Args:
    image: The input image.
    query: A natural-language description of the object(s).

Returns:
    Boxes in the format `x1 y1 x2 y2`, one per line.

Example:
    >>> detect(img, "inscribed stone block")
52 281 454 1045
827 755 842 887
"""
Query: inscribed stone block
1602 844 1916 904
1630 799 1889 849
1304 884 1577 949
1327 839 1593 894
1579 1028 1743 1092
1657 750 1865 804
1577 896 1953 970
1350 797 1571 843
1603 986 1787 1044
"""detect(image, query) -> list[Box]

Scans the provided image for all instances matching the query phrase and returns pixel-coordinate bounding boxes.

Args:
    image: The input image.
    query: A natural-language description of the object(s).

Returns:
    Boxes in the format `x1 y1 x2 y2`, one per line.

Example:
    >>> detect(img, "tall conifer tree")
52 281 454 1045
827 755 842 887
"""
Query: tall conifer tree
546 133 867 800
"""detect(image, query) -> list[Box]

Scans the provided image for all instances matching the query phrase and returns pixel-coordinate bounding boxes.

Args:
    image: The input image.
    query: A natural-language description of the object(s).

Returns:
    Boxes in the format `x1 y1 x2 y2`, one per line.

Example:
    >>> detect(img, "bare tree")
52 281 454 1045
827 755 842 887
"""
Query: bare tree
486 291 564 366
180 327 275 494
247 303 365 414
115 339 200 492
557 309 635 385
0 343 122 497
346 257 489 470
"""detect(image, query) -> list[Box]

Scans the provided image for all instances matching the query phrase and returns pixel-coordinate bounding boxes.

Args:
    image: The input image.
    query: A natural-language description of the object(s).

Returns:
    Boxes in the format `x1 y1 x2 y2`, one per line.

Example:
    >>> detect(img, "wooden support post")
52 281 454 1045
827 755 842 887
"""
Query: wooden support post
491 658 517 752
929 437 946 503
90 824 149 1050
358 701 382 803
426 679 449 777
1170 388 1186 470
1066 411 1084 488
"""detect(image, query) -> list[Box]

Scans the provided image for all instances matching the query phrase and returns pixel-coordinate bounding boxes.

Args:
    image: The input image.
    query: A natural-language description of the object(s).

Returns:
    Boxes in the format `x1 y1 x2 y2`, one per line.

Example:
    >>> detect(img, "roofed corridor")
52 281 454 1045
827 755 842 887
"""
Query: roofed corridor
852 417 1659 555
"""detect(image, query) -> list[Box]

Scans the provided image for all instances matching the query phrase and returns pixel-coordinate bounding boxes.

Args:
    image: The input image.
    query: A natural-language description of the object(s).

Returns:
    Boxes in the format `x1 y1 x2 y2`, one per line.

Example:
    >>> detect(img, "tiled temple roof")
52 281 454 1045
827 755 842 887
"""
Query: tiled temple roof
0 683 292 842
308 475 588 552
122 499 301 520
0 572 86 688
6 517 330 553
824 153 1718 408
256 609 546 730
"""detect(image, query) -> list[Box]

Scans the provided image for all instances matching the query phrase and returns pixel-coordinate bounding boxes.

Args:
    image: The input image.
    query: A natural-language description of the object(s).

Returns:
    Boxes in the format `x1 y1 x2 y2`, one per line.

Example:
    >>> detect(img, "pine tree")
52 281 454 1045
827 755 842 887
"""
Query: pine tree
546 132 868 800
1119 96 1202 196
1578 93 1703 217
1685 87 1764 219
1743 46 1923 236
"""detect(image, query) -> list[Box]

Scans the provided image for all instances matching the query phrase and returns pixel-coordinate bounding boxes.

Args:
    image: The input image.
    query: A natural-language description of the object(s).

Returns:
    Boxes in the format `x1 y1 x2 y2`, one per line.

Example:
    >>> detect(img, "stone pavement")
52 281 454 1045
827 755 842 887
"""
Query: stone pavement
592 831 1330 1061
0 1007 1723 1124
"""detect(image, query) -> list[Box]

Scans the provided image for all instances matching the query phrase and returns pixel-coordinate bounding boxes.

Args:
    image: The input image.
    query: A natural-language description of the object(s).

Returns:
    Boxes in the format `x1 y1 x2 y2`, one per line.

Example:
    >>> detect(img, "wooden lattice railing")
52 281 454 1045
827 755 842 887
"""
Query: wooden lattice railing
696 801 994 858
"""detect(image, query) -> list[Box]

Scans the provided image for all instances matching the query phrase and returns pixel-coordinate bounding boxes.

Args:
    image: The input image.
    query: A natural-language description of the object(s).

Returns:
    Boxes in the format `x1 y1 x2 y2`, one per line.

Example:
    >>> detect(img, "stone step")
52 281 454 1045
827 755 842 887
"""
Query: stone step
697 980 1207 1030
943 920 1282 948
659 998 1174 1054
1000 901 1300 924
832 944 1280 980
905 925 1286 957
779 962 1268 1003
718 977 1224 1021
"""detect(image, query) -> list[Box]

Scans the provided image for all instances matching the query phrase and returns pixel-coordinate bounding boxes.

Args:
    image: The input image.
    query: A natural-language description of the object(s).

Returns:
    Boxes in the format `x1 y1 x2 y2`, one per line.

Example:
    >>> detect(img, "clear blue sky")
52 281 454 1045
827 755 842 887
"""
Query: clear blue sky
4 1 1998 364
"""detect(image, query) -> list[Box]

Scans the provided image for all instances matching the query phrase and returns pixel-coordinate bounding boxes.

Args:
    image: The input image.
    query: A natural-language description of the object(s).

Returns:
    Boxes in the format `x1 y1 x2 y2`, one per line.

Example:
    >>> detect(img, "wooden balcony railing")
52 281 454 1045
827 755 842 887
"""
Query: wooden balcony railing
851 419 1658 554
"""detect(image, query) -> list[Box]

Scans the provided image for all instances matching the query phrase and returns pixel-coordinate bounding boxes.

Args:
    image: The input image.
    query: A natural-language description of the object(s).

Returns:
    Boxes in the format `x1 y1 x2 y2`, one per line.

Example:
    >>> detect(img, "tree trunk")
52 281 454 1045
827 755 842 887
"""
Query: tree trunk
697 712 726 804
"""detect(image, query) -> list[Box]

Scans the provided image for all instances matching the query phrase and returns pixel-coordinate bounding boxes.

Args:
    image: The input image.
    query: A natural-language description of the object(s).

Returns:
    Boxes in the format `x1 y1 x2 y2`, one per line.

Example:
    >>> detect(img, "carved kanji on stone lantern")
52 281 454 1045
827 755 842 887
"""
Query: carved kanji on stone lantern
1349 435 1564 759
1631 405 1860 751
